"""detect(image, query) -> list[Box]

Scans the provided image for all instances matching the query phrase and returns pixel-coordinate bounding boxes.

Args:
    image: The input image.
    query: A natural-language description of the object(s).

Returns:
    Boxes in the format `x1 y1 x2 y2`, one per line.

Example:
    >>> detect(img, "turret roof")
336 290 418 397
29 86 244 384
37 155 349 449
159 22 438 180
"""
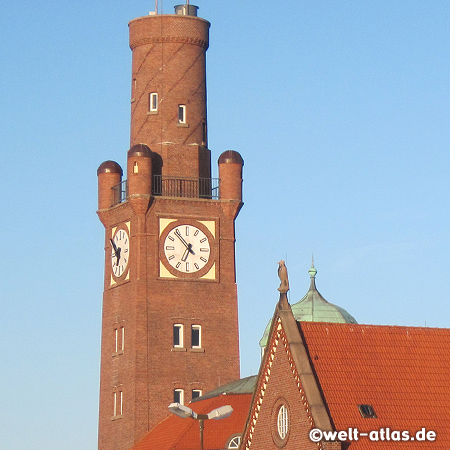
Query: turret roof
259 264 357 347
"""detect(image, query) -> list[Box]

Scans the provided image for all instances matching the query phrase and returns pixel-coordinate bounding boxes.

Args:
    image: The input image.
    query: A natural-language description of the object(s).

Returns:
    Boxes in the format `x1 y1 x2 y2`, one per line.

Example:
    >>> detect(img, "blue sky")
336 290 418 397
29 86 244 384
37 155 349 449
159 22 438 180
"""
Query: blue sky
2 1 450 449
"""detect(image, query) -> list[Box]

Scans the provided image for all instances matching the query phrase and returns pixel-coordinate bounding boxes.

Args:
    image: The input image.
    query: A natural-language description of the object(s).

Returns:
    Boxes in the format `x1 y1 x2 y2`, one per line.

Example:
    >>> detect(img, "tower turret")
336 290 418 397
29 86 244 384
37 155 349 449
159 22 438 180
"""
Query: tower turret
129 9 210 178
218 150 244 203
127 143 153 215
97 160 123 211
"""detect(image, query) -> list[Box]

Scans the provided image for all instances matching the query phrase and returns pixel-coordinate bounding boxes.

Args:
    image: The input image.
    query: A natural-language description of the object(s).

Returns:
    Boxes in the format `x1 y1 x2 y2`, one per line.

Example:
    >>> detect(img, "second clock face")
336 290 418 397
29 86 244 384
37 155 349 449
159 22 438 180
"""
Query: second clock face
163 224 211 273
111 227 130 278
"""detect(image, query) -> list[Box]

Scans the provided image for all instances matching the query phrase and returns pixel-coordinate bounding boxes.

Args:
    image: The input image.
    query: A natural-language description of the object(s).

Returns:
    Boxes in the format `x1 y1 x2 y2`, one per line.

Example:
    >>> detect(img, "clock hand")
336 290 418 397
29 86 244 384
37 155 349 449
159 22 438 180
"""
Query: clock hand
110 238 121 266
110 238 118 256
181 244 194 261
174 229 191 249
181 247 190 262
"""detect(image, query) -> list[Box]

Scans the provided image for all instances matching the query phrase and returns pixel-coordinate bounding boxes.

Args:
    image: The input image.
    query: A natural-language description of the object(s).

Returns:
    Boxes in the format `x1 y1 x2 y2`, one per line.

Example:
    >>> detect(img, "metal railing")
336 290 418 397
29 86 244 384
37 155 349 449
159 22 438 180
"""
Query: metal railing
111 180 128 206
152 175 219 200
110 176 219 206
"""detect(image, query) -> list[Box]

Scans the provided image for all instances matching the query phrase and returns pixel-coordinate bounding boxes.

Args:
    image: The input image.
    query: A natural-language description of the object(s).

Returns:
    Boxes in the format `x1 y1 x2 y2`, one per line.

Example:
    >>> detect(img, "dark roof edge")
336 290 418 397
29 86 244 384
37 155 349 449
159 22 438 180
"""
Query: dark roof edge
278 304 334 432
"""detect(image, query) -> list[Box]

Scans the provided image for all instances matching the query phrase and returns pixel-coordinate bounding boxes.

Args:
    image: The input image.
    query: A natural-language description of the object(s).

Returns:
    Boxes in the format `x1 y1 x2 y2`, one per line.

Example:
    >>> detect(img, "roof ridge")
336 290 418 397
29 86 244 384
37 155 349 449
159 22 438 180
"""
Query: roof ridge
301 321 450 331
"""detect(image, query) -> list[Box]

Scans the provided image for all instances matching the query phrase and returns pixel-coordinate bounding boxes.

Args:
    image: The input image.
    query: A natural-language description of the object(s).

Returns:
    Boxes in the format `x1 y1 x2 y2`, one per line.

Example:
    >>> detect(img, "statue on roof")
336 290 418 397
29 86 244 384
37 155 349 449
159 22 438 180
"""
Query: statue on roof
277 260 289 293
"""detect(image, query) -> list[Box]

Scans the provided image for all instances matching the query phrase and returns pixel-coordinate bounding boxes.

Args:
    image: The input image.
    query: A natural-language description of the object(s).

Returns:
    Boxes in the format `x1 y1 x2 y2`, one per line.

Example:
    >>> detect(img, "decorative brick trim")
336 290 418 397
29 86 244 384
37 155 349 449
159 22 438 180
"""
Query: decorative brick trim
130 36 208 50
243 318 322 450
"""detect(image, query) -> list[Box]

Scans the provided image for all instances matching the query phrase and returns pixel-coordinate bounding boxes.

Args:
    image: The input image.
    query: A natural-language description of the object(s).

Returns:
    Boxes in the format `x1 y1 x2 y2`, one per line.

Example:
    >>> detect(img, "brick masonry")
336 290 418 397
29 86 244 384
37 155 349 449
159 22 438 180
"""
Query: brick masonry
243 322 326 450
96 10 244 450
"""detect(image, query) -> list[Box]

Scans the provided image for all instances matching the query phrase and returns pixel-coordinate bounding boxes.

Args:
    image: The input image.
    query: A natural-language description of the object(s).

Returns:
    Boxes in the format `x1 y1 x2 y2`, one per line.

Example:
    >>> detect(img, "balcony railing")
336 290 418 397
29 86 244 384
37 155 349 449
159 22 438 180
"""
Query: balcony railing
110 176 219 206
111 180 128 206
152 175 219 200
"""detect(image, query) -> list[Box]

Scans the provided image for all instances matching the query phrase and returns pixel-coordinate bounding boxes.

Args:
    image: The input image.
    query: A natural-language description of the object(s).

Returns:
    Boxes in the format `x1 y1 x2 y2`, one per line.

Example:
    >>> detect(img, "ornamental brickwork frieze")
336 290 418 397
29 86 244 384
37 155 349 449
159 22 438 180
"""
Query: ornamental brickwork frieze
129 36 208 50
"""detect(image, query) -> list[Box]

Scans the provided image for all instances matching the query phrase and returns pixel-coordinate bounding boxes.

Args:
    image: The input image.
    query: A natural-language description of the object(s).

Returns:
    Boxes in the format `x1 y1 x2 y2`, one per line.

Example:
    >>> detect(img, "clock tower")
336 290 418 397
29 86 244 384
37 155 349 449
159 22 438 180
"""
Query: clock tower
96 5 243 450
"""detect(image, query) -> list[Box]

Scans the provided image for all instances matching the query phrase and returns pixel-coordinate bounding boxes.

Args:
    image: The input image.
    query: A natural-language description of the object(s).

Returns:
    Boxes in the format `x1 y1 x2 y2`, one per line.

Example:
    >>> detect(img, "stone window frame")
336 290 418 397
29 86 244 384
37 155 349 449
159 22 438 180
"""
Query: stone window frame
149 92 158 112
178 104 187 124
173 323 184 348
174 388 184 405
191 324 202 349
272 397 290 447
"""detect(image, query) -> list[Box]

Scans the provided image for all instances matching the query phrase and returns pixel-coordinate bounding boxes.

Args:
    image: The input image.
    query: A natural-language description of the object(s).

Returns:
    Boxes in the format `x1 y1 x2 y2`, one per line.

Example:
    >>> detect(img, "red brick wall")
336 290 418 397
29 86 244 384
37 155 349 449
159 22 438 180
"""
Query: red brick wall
97 195 242 450
129 15 210 179
97 11 243 450
244 324 324 450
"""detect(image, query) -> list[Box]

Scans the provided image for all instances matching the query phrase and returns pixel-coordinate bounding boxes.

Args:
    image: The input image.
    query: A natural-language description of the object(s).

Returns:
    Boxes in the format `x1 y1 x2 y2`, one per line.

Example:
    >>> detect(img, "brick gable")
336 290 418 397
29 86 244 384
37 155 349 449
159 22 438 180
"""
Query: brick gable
243 317 328 450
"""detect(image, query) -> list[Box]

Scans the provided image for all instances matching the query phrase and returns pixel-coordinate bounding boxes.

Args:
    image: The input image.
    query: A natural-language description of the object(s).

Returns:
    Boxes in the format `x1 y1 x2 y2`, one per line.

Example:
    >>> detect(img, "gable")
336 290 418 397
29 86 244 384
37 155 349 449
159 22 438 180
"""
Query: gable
242 318 322 450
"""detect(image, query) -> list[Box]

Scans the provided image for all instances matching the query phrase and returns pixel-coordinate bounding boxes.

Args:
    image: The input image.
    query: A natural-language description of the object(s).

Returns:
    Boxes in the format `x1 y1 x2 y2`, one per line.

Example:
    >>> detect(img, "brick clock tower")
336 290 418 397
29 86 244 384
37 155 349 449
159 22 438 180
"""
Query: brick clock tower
96 4 243 450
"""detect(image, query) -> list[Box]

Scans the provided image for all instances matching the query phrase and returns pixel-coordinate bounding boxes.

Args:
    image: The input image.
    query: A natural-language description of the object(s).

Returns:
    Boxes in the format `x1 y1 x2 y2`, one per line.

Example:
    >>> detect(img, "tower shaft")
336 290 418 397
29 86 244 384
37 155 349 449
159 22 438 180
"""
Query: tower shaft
97 7 244 450
129 14 210 179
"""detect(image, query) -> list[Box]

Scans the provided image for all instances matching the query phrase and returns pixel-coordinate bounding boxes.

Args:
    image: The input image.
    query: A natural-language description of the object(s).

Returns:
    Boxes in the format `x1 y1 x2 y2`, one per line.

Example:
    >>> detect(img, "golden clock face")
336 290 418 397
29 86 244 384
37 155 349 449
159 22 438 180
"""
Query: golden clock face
160 220 215 278
110 227 129 278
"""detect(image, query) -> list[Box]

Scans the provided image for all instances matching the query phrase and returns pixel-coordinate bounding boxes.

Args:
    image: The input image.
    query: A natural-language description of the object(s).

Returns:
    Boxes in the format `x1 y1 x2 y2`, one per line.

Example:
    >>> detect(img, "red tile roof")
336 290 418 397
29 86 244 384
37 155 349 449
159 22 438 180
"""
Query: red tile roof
130 393 251 450
300 322 450 449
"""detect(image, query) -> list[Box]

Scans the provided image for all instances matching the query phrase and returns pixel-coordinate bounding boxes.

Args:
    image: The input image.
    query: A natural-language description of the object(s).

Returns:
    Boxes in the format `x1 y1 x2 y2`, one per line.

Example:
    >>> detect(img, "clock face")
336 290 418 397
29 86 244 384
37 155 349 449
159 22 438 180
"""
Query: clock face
110 228 130 278
163 224 211 274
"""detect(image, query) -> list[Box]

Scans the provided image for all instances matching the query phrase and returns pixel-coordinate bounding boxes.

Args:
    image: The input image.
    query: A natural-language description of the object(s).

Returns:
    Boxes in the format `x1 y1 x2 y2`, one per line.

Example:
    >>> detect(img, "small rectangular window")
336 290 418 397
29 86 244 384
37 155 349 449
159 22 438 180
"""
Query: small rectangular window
192 389 202 399
191 325 201 348
174 388 184 405
120 326 125 352
178 104 186 124
173 324 184 348
149 92 158 112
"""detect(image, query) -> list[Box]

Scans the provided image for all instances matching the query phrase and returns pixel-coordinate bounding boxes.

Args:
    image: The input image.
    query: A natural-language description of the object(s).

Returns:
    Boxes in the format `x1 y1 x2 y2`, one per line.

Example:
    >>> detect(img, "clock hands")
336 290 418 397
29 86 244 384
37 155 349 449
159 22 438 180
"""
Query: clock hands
164 225 210 273
110 229 130 278
181 244 193 262
174 229 189 248
110 238 121 266
174 229 195 259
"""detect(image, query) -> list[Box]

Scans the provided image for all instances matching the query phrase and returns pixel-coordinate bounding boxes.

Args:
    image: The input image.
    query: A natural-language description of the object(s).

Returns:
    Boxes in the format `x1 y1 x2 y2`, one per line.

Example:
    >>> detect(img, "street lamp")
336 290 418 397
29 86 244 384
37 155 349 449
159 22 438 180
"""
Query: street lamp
168 402 233 450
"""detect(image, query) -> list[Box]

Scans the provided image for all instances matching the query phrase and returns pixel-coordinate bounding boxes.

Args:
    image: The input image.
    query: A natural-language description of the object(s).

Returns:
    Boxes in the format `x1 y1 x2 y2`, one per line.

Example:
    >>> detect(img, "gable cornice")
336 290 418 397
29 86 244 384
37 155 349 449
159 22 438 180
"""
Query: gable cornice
277 292 333 432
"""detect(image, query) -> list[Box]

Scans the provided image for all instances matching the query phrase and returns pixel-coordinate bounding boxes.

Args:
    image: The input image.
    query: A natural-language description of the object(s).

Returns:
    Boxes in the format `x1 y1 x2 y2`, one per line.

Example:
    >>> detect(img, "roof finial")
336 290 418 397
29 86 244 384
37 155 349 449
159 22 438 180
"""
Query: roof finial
308 256 317 291
308 254 317 278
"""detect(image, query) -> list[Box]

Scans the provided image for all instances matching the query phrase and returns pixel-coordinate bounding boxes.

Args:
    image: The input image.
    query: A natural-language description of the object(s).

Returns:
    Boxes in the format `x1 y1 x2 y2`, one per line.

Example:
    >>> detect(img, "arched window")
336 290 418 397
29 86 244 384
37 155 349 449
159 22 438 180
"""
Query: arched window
227 435 241 449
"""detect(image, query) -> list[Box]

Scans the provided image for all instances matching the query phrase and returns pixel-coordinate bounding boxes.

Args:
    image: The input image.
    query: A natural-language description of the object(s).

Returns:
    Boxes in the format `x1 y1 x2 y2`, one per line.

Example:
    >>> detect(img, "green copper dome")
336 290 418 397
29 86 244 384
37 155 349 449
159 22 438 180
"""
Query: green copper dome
259 264 357 348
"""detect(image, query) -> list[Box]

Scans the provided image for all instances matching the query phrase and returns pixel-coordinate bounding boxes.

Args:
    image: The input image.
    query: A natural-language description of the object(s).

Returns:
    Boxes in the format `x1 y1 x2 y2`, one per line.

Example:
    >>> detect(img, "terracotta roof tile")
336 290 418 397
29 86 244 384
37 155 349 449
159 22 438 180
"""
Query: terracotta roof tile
130 393 251 450
299 322 450 449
